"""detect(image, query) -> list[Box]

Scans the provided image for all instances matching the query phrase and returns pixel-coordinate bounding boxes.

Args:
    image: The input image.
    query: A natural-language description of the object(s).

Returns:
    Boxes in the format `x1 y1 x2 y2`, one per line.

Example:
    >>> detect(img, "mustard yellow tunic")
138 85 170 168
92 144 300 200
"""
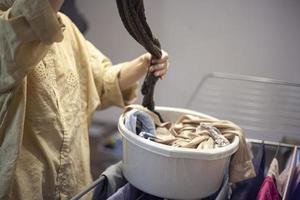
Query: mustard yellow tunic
0 0 137 199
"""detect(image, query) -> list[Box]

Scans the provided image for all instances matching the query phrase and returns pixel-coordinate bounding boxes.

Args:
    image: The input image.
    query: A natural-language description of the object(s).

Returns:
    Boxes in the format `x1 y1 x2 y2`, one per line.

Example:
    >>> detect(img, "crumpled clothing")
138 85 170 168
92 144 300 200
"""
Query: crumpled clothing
107 182 231 200
123 105 256 183
291 167 300 200
99 163 230 200
276 166 290 197
198 123 230 147
257 158 280 200
154 114 233 149
290 165 300 200
124 108 156 139
107 184 162 200
230 143 265 200
92 162 127 200
276 148 297 198
0 0 138 199
267 158 279 179
257 176 280 200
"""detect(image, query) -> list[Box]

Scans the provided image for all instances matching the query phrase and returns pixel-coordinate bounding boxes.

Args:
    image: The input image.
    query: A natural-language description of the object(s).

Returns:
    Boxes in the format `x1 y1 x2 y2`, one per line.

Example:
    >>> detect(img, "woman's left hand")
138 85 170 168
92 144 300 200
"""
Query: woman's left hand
143 50 169 79
119 50 169 91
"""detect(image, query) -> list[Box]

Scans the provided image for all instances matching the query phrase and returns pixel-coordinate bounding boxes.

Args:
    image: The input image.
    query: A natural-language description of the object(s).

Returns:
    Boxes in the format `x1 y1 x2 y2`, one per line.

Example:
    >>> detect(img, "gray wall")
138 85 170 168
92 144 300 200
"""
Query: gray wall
77 0 300 123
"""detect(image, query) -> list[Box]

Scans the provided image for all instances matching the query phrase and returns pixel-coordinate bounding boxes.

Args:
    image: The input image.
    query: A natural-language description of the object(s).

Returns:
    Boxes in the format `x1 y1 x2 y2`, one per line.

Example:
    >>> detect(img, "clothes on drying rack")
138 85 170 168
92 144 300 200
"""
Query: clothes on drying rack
89 139 299 200
290 165 300 200
276 152 294 197
257 158 280 200
92 162 230 200
107 184 161 200
92 162 127 200
230 143 265 200
257 176 280 200
123 105 255 183
291 185 300 200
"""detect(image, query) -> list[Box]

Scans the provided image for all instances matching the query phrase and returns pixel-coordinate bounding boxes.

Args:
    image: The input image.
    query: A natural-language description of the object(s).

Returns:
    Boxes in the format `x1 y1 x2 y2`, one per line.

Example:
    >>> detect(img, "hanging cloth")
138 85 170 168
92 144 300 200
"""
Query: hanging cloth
115 0 163 121
256 158 280 200
230 142 266 200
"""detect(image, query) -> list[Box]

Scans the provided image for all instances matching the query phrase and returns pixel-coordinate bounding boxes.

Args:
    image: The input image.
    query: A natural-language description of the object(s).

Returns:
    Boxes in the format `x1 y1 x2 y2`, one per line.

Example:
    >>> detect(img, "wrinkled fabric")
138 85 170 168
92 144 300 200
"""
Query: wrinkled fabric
107 184 162 200
276 147 298 198
107 179 230 200
93 161 230 200
0 0 137 199
291 171 300 200
124 108 156 139
289 165 300 200
257 158 280 200
256 176 280 200
106 172 230 200
267 158 279 178
123 105 255 183
230 143 265 200
291 185 300 200
276 166 290 198
198 123 230 147
276 160 291 197
92 162 127 200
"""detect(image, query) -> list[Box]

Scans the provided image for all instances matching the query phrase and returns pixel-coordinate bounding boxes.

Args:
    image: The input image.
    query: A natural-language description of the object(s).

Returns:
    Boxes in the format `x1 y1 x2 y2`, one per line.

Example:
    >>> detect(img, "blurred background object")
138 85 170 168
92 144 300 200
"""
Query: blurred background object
61 0 89 34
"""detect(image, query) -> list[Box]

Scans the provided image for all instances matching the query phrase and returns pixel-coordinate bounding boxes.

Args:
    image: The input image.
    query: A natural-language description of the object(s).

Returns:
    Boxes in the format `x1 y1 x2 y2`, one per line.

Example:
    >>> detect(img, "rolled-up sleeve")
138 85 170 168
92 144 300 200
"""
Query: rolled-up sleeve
0 0 64 93
86 41 138 110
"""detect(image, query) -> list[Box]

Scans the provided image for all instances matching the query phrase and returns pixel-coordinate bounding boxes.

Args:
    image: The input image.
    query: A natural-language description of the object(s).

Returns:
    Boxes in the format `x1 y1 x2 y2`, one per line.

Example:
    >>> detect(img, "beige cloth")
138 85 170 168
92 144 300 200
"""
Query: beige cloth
267 158 279 178
0 1 137 199
124 105 256 183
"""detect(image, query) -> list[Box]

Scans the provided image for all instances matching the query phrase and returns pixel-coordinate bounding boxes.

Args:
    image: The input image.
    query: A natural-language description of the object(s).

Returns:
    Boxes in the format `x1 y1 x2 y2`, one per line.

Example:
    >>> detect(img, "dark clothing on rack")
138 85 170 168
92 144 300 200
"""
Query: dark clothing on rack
291 165 300 200
92 162 161 200
92 162 127 200
230 143 265 200
93 162 229 200
291 183 300 200
107 184 162 200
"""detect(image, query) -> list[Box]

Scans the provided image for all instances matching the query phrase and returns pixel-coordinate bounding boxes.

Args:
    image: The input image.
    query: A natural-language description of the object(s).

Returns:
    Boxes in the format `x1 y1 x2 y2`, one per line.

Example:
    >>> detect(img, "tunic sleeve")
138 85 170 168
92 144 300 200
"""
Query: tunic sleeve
85 40 138 109
0 0 64 93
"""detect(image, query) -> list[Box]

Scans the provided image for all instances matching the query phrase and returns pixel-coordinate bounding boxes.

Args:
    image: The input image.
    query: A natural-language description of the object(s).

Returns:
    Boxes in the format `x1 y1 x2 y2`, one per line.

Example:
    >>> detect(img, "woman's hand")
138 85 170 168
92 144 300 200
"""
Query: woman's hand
119 50 170 91
142 50 169 79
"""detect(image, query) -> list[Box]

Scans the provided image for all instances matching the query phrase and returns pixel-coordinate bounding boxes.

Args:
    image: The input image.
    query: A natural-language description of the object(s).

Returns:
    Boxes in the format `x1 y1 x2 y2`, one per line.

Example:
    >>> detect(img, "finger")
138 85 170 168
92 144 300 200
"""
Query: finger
154 69 168 77
152 56 168 64
160 75 165 80
149 63 166 72
151 51 168 64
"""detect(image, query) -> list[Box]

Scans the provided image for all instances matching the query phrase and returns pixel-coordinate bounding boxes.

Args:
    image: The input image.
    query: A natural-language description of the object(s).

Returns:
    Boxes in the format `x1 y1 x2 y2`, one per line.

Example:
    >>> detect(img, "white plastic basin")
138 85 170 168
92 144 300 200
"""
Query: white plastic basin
118 106 239 199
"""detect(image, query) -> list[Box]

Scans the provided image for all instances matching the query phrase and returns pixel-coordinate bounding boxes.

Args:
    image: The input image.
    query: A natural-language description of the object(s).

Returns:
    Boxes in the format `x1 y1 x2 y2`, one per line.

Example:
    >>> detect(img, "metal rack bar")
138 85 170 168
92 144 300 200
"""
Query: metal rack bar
186 72 300 108
247 138 299 148
70 176 105 200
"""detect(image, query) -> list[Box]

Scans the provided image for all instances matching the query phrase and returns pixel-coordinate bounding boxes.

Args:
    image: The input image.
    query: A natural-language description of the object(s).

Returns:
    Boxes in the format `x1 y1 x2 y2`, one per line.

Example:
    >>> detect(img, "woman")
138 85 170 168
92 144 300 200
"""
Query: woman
0 0 169 199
